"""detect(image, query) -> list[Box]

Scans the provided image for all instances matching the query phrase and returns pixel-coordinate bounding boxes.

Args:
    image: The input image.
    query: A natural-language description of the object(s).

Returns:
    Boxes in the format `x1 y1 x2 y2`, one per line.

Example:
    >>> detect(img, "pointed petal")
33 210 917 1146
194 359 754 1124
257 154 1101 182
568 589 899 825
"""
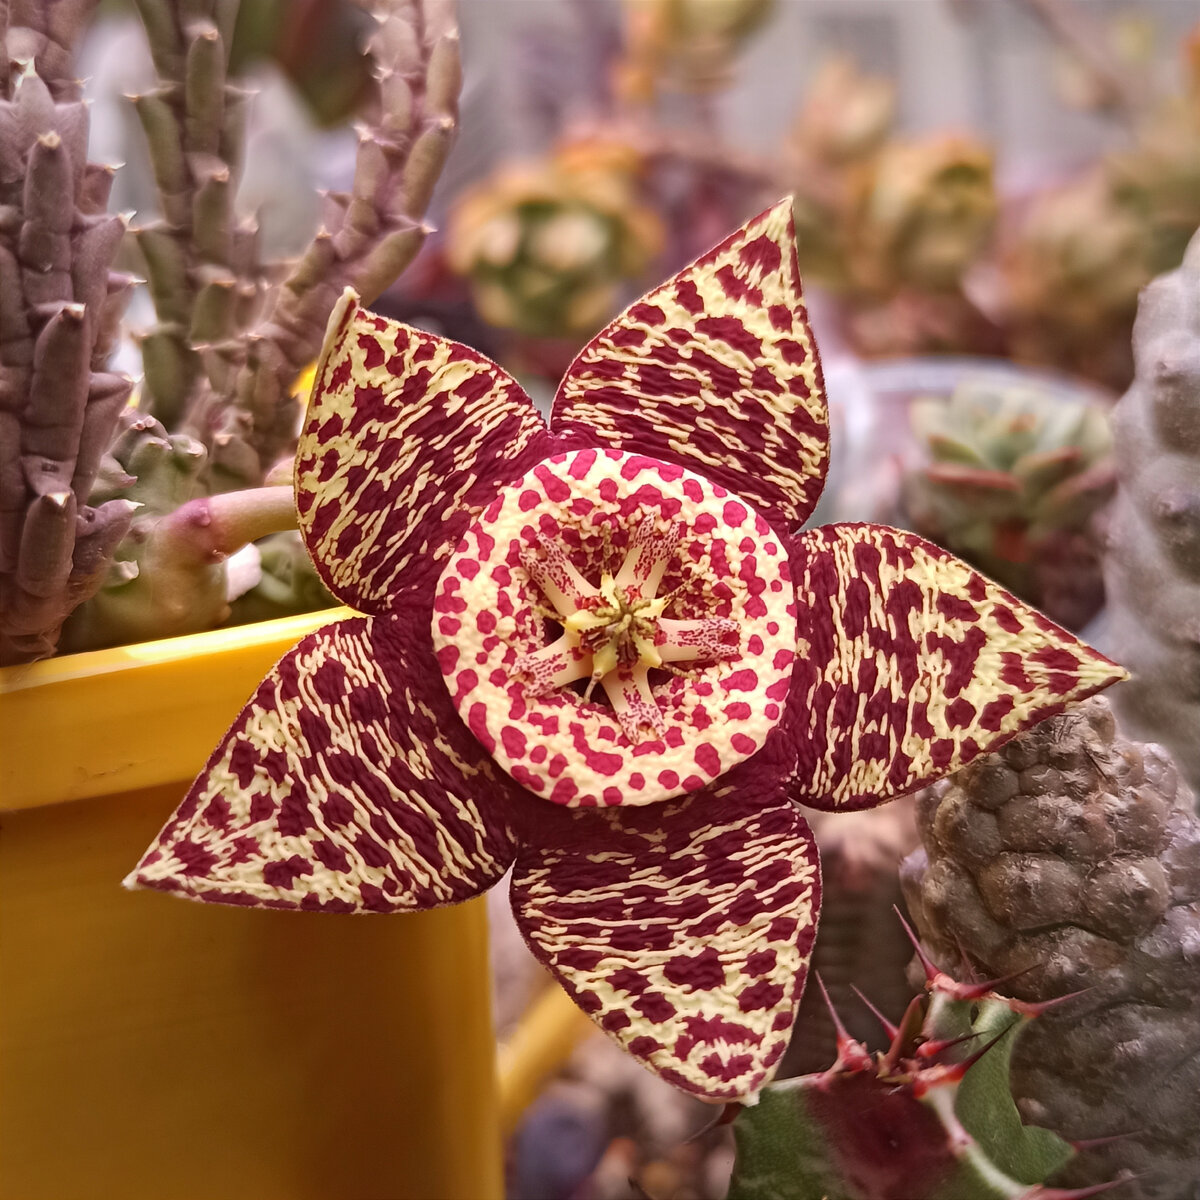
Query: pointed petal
784 524 1127 810
296 290 557 613
510 787 821 1101
551 200 829 529
127 615 519 911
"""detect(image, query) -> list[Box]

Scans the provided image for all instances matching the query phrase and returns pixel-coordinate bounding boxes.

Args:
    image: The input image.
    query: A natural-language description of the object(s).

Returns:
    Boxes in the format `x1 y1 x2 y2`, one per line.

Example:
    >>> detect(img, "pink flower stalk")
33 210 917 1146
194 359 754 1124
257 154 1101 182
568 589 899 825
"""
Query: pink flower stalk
127 201 1124 1102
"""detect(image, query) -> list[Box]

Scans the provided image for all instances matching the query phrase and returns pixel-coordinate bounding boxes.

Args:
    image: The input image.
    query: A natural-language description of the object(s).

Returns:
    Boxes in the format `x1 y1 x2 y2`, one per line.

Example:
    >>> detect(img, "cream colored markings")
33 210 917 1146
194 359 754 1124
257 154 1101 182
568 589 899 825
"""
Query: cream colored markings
131 618 515 911
793 525 1126 806
554 199 828 524
297 294 547 611
432 449 798 808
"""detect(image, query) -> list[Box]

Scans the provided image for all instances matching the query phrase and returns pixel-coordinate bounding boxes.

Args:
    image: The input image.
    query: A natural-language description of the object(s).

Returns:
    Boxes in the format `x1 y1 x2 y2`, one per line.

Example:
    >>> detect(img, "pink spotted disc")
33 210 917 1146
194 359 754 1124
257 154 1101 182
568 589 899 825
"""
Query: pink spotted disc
431 448 797 807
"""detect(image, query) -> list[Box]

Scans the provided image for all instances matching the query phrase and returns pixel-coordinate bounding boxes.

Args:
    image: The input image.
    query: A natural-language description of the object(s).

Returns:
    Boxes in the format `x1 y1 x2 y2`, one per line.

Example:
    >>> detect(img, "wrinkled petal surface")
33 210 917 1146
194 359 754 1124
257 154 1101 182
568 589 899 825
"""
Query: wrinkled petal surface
510 786 820 1101
551 199 828 530
785 524 1128 810
296 290 557 612
127 615 519 911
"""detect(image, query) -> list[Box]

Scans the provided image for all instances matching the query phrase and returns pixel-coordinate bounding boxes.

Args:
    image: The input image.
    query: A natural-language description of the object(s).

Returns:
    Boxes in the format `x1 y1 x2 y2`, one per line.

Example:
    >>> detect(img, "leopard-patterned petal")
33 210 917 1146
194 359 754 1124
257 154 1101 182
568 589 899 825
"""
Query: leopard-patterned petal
510 786 820 1101
125 615 519 911
295 290 557 613
550 199 829 531
784 523 1128 812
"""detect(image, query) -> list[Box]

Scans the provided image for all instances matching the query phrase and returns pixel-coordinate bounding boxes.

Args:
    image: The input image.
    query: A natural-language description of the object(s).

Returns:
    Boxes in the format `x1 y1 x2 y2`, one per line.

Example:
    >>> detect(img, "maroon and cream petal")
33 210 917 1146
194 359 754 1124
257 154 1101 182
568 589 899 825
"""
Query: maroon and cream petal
550 199 829 530
509 786 820 1101
784 523 1128 811
295 290 558 613
126 615 520 912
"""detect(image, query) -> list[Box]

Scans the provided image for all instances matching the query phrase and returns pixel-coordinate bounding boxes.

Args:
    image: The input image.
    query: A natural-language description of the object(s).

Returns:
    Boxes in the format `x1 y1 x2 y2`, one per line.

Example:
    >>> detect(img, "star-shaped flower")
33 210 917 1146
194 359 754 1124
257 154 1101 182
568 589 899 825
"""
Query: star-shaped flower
128 201 1124 1102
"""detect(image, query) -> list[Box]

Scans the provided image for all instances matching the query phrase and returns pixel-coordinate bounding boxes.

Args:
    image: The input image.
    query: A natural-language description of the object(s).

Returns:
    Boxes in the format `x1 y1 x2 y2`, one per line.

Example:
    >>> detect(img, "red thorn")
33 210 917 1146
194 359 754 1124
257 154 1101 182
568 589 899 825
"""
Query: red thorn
915 1031 982 1060
893 906 941 982
938 1028 1009 1083
815 974 872 1072
881 996 926 1074
850 986 898 1040
1021 1176 1135 1199
1070 1132 1143 1152
1011 988 1092 1018
945 966 1035 1000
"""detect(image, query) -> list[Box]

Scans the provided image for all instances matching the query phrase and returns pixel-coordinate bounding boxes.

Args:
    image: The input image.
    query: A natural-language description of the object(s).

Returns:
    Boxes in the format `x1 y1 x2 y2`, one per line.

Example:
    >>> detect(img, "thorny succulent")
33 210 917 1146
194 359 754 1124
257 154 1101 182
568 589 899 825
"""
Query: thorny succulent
901 378 1115 631
728 945 1102 1200
128 202 1122 1103
1104 227 1200 800
0 0 461 663
902 696 1200 1199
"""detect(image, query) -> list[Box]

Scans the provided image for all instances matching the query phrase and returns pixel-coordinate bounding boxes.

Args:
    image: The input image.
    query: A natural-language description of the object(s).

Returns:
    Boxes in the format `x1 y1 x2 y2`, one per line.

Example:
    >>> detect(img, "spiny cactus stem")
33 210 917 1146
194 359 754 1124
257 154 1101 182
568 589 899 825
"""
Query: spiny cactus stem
153 484 295 567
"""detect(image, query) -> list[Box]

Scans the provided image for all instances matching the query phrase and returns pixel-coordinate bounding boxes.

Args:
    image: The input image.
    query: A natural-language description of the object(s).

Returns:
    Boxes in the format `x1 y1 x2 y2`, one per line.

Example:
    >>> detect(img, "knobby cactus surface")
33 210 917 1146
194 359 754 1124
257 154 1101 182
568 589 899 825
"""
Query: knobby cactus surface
1104 228 1200 800
0 0 461 662
902 696 1200 1199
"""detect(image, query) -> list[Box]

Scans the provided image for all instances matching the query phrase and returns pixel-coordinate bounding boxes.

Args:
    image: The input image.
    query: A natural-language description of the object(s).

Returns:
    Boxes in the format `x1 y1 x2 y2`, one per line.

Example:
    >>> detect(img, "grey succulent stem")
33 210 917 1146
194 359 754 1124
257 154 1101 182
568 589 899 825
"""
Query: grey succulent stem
1 9 135 664
129 0 461 489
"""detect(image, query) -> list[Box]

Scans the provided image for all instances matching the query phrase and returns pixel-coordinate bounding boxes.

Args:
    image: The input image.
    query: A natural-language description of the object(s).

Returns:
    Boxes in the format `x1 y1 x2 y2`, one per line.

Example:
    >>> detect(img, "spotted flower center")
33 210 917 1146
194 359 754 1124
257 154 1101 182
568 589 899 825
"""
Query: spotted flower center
514 516 739 743
432 449 797 808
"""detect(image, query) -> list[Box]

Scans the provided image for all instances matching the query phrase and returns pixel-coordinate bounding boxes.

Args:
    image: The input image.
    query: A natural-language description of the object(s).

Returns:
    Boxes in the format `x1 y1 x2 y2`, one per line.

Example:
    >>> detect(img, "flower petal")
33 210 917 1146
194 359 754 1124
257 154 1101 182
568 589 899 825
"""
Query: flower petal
785 524 1127 811
551 199 829 529
296 290 557 613
127 615 519 911
510 787 820 1101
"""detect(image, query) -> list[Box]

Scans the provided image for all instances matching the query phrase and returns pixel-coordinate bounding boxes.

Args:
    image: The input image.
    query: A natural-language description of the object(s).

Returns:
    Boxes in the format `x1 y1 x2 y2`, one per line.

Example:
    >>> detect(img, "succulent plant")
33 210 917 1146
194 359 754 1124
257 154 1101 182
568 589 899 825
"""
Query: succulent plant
855 134 997 295
0 0 462 663
1000 170 1153 392
901 696 1200 1199
728 944 1096 1200
615 0 776 102
445 138 664 340
901 378 1115 630
1104 227 1200 799
0 3 137 664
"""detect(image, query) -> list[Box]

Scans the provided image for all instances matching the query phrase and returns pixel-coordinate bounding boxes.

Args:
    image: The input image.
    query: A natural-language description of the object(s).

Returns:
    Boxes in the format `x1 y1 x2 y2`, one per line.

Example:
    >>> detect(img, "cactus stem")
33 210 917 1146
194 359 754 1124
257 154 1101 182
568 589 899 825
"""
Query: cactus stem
894 905 943 983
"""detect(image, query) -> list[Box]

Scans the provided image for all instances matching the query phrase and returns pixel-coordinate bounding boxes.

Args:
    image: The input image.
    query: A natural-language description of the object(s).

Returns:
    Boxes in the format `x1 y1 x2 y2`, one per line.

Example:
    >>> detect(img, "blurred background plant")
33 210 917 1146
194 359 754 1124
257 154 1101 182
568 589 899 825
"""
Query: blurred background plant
0 0 459 663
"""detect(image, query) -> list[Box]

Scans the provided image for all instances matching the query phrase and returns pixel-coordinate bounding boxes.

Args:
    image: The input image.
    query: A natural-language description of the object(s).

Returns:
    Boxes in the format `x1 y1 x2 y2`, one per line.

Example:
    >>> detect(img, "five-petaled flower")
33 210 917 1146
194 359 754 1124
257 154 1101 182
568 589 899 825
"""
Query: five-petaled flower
128 201 1124 1102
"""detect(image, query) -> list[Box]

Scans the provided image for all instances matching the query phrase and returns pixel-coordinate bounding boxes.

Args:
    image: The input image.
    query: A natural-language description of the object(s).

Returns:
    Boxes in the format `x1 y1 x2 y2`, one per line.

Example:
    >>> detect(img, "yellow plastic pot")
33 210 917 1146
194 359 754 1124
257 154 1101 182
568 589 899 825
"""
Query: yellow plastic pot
0 611 504 1200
